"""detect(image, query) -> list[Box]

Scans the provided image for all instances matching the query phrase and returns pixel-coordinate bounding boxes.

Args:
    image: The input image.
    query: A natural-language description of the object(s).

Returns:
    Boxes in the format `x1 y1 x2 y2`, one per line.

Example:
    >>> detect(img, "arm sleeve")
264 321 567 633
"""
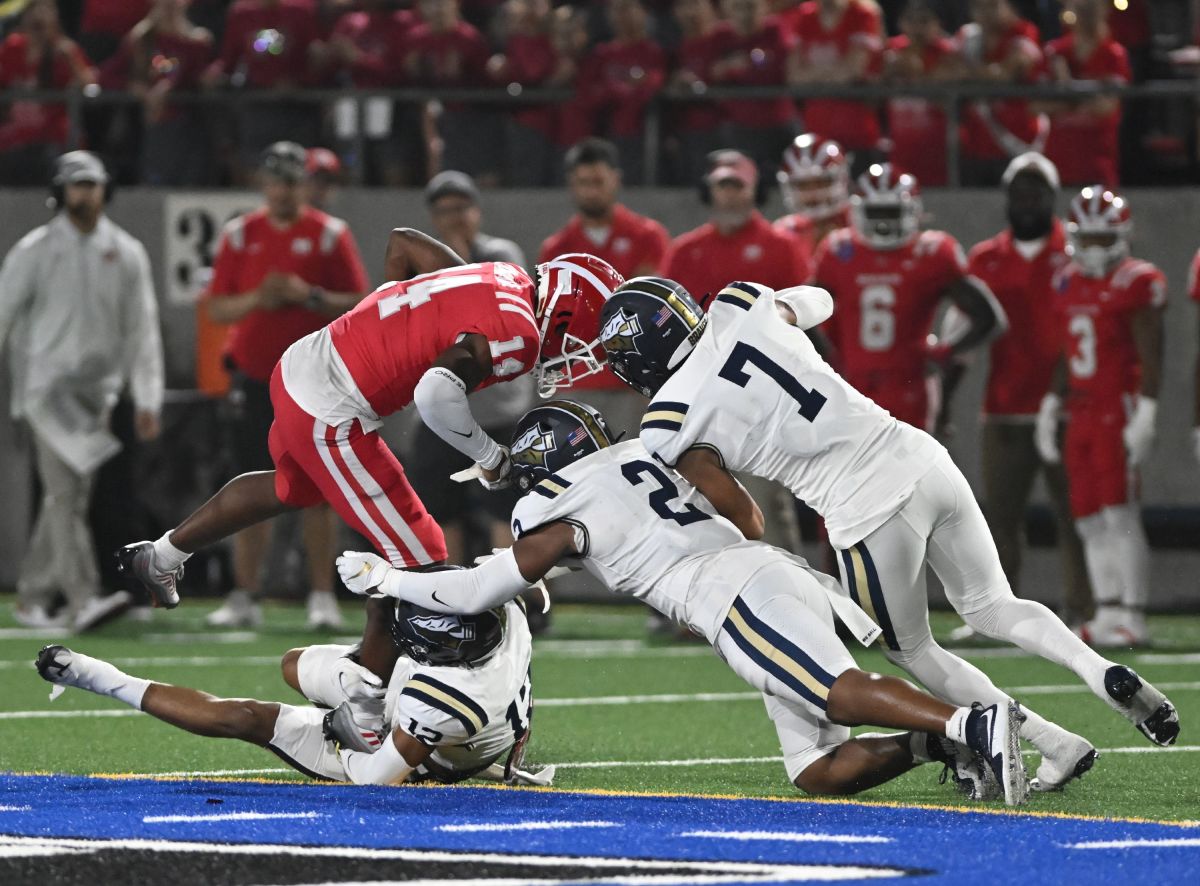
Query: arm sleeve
339 737 415 786
125 240 165 414
379 546 531 615
413 366 505 469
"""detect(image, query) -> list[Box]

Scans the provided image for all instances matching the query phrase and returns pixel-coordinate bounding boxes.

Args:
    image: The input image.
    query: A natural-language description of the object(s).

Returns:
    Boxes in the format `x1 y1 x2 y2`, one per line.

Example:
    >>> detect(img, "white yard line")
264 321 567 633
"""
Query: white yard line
143 811 323 824
437 821 620 833
681 830 892 845
1062 838 1200 850
539 691 758 707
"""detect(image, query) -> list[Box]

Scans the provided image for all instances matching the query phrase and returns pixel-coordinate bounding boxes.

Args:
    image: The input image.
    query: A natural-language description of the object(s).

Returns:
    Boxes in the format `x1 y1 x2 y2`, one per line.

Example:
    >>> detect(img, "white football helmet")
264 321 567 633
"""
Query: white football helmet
1066 185 1131 278
777 133 850 220
850 163 922 251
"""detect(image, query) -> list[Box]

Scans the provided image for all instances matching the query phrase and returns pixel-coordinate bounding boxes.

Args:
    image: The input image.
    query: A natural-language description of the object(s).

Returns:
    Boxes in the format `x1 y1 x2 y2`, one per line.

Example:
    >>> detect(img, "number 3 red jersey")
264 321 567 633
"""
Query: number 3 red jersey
284 262 539 424
811 227 966 426
1051 257 1166 408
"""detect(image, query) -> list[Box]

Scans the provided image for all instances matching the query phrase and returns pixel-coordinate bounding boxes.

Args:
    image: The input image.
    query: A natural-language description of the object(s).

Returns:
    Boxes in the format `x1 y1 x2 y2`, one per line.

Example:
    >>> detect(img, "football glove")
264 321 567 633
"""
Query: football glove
478 446 513 491
1122 396 1157 467
322 701 384 753
337 551 393 596
1034 393 1062 464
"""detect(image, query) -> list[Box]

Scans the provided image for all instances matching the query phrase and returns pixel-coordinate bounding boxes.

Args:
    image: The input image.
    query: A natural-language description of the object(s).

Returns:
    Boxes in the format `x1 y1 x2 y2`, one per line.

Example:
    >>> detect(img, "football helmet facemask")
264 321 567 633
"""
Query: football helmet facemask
532 253 625 397
777 133 850 219
1066 185 1131 278
598 276 707 397
509 399 616 493
850 163 923 251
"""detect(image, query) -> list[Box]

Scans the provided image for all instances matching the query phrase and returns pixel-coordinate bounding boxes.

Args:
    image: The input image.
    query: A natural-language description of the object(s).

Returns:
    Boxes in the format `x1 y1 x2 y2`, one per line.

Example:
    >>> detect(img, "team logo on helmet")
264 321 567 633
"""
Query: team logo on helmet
600 307 643 355
511 421 558 469
409 614 476 646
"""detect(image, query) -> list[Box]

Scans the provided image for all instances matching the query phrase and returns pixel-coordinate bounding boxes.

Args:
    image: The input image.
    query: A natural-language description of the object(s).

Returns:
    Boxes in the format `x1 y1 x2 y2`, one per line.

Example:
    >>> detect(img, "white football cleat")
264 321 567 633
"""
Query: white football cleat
12 604 67 630
205 590 262 629
71 592 132 634
1103 665 1180 747
926 733 999 801
115 541 181 609
306 590 344 630
1031 731 1097 792
964 701 1029 806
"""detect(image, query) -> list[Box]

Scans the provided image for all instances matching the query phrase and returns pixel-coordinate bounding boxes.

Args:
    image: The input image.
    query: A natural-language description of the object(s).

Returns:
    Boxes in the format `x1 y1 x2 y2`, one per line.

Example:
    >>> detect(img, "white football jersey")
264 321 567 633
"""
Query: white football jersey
639 282 943 549
383 600 532 780
510 439 815 641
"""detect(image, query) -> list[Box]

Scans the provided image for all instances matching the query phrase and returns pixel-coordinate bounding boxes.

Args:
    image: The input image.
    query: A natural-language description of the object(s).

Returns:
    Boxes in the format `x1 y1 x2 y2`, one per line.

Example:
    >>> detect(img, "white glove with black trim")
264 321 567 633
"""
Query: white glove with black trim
1122 396 1157 467
1034 393 1062 464
478 445 513 491
337 551 393 596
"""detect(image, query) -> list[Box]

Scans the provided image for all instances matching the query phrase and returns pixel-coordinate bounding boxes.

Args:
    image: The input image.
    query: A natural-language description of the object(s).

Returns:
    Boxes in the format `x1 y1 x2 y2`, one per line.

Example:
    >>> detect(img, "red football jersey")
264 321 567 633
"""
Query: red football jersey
329 262 540 419
1052 257 1166 408
812 227 966 424
663 212 809 309
786 0 883 151
210 207 369 382
1042 34 1130 187
1188 248 1200 304
775 207 850 277
958 19 1043 161
968 222 1071 417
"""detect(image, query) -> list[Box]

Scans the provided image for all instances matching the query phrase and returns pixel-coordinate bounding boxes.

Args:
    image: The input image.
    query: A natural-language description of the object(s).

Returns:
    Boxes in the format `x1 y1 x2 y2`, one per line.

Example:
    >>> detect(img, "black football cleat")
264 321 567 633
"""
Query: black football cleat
1104 665 1180 747
115 541 181 609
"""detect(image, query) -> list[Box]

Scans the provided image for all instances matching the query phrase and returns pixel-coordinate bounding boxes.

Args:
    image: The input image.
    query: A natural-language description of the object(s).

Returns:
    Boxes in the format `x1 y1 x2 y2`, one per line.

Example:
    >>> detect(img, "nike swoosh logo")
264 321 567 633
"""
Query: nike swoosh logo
432 590 448 606
449 429 473 438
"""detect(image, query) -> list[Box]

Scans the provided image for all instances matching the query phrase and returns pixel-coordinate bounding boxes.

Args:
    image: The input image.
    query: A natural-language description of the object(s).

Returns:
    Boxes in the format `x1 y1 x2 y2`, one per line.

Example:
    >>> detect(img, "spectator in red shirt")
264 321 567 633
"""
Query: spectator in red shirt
786 0 884 167
1039 0 1130 188
707 0 797 175
100 0 215 185
883 0 963 186
955 0 1046 186
404 0 499 183
545 5 595 169
80 0 153 63
305 146 342 210
539 137 670 435
203 142 369 630
577 0 666 184
663 149 807 551
311 0 419 186
667 0 723 184
202 0 322 181
489 0 560 185
0 0 96 186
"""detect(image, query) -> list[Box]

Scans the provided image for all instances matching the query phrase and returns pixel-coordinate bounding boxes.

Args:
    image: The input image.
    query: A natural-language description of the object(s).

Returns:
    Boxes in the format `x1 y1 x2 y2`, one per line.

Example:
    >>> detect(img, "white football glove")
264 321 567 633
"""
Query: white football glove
336 551 394 596
479 446 513 491
1034 393 1062 464
1122 396 1157 467
1193 427 1200 464
331 660 386 743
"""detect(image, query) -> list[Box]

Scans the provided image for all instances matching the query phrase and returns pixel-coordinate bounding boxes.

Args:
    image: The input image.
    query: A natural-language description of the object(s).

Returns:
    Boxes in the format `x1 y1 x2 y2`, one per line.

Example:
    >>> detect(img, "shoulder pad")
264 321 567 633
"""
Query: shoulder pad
399 673 490 741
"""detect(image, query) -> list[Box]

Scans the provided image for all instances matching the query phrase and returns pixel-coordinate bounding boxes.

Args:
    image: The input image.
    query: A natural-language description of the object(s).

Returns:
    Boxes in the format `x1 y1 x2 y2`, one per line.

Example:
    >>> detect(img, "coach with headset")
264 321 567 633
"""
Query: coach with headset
0 150 163 632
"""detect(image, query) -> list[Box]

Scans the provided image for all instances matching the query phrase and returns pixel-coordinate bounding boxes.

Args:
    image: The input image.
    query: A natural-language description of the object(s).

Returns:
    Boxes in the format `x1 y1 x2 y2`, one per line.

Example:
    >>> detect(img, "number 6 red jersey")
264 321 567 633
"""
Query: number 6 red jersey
285 262 539 424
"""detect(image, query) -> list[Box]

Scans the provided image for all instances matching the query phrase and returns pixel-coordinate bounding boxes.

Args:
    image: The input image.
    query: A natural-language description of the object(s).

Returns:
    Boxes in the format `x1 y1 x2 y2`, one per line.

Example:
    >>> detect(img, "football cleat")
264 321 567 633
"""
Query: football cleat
1103 665 1180 747
306 590 344 630
964 701 1029 806
205 590 262 628
322 701 384 753
71 591 132 634
35 644 73 685
927 733 999 801
1031 731 1098 792
115 542 181 609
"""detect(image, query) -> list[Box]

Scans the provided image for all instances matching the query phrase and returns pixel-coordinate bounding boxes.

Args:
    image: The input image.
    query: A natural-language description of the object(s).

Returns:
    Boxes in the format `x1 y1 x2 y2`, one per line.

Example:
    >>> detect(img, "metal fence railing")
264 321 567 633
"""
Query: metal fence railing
6 79 1200 186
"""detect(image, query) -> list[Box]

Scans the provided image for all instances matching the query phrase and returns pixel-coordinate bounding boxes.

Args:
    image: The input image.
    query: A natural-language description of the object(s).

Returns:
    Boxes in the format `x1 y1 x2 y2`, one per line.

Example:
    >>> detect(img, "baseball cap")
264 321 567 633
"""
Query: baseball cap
425 170 480 205
53 150 109 185
706 150 758 187
1001 152 1060 191
305 147 342 179
260 141 308 182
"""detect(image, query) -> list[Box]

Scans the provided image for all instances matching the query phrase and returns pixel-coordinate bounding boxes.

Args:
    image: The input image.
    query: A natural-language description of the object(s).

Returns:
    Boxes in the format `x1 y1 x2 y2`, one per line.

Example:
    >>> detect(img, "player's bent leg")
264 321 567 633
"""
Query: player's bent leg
267 704 349 781
793 735 920 796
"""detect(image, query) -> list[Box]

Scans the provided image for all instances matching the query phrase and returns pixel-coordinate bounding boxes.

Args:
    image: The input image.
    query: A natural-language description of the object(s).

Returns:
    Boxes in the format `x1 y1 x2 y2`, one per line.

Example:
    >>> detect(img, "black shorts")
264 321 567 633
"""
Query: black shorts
405 422 518 525
226 370 275 475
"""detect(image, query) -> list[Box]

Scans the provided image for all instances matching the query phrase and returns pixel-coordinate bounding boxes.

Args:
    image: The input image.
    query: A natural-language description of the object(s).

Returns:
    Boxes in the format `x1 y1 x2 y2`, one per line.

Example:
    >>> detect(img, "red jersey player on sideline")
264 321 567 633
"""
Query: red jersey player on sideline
1036 186 1165 647
118 232 622 637
774 133 852 275
811 164 1005 431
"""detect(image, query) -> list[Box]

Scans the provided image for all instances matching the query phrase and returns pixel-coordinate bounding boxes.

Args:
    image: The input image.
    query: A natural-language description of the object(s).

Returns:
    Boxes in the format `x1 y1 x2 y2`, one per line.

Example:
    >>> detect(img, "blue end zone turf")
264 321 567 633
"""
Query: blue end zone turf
1 774 1198 883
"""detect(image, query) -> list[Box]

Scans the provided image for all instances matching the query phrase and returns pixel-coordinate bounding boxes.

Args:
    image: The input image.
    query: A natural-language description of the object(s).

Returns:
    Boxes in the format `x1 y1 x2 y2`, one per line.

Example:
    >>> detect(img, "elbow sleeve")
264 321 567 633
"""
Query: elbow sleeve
413 367 503 469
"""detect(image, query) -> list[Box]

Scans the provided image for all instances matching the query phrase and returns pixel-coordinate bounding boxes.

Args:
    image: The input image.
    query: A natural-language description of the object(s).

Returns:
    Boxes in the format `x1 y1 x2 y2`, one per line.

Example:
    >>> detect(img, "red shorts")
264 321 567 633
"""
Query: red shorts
1063 402 1138 519
267 367 447 567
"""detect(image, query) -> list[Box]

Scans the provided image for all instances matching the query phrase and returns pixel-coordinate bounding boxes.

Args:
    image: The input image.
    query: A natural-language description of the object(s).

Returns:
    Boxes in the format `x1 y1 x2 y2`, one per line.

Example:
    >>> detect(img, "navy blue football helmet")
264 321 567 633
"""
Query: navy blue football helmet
598 277 707 397
509 400 615 493
390 568 504 667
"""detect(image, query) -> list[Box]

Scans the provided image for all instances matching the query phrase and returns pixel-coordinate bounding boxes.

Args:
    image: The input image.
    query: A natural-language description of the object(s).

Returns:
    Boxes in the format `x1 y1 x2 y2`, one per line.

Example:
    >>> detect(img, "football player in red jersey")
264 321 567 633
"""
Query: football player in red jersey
117 234 623 650
1036 187 1166 647
774 133 852 275
811 164 1006 432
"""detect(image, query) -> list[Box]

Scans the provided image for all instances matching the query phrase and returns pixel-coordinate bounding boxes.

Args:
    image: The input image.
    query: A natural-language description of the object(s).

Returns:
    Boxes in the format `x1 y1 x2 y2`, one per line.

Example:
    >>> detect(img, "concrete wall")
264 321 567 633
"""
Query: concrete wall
2 186 1198 602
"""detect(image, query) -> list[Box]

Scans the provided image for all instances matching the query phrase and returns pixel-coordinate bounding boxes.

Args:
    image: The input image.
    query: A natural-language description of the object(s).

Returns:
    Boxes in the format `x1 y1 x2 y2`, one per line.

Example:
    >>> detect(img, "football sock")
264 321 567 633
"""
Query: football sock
1101 505 1150 610
1076 513 1122 608
154 533 191 571
296 644 358 708
945 707 972 746
67 652 150 710
908 732 934 764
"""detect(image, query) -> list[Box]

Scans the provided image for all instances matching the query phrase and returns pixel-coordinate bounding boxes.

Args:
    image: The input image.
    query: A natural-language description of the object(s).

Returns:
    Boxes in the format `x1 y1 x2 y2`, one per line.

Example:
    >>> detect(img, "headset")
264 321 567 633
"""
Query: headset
697 149 770 207
47 151 115 211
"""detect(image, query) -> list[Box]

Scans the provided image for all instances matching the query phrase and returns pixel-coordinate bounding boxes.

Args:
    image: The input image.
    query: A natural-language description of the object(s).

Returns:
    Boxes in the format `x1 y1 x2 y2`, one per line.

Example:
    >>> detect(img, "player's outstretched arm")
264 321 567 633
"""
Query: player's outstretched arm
674 446 764 540
383 228 466 282
337 522 577 615
928 276 1008 362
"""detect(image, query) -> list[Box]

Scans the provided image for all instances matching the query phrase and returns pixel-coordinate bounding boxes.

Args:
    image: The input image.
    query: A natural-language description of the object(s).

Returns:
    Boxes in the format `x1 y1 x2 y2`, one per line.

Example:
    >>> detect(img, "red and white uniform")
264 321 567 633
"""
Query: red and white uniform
1052 257 1166 518
1042 33 1130 188
775 208 849 278
968 221 1071 419
271 262 540 567
812 227 967 429
784 1 883 152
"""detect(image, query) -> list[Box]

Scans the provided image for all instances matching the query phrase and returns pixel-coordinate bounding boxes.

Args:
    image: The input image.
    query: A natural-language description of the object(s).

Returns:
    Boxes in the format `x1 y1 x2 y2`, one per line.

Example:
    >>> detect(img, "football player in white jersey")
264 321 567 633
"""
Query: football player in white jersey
593 276 1180 784
35 594 543 787
339 401 1031 805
